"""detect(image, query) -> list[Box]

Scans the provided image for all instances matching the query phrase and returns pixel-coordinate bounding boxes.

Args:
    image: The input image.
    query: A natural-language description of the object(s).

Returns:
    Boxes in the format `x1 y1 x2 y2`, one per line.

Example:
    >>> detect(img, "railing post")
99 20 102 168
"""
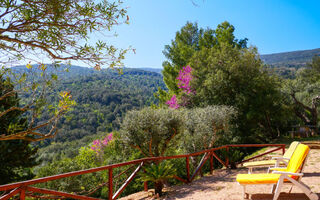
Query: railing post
226 146 229 168
186 156 190 182
282 145 285 155
109 168 113 200
144 181 148 191
210 152 214 174
20 187 25 200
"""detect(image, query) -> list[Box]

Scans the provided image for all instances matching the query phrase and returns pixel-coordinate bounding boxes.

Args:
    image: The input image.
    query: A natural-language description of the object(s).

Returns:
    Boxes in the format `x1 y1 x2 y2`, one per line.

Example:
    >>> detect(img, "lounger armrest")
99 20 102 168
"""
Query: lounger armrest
271 157 289 160
272 171 304 176
265 155 279 158
269 167 287 172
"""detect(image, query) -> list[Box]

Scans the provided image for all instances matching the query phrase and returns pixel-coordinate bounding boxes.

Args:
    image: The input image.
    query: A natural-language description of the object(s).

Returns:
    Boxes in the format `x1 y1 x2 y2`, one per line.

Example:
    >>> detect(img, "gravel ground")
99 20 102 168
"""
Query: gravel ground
119 148 320 200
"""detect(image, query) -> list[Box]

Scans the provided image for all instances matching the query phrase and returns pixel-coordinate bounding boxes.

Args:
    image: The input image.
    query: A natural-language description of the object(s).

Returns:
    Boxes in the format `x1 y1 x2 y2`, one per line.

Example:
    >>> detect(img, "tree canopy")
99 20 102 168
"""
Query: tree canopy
284 56 320 126
158 21 289 142
0 0 129 68
0 74 37 184
157 21 247 102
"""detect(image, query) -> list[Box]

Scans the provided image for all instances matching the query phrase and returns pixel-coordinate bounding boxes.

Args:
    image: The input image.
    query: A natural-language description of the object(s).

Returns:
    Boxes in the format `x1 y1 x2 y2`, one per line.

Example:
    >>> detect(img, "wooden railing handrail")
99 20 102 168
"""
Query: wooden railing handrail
0 143 286 200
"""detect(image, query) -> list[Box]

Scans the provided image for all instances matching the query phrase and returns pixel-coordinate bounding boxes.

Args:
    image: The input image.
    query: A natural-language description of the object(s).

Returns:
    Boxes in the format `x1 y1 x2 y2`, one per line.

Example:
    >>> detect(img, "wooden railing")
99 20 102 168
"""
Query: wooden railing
0 144 285 200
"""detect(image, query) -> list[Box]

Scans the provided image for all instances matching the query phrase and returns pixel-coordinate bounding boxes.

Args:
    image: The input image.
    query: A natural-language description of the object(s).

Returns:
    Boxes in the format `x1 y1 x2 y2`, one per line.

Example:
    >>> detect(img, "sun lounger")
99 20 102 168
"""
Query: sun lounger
236 144 318 200
243 141 300 173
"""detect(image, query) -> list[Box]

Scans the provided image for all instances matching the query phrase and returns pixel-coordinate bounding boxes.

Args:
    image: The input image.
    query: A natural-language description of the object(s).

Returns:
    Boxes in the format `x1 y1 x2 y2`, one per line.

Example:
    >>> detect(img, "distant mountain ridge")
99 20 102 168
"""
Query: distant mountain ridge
261 48 320 68
10 65 163 81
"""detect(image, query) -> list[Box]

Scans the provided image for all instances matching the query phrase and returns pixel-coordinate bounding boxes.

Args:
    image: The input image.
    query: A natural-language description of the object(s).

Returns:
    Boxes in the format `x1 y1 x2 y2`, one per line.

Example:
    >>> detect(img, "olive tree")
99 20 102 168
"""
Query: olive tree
182 106 236 153
284 56 320 127
120 107 183 157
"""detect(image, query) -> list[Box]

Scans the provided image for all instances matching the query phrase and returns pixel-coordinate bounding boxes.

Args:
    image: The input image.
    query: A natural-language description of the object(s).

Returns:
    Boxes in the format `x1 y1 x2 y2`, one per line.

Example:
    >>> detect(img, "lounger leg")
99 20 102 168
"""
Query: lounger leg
288 185 293 193
270 184 276 194
273 176 284 200
242 185 249 200
286 177 319 200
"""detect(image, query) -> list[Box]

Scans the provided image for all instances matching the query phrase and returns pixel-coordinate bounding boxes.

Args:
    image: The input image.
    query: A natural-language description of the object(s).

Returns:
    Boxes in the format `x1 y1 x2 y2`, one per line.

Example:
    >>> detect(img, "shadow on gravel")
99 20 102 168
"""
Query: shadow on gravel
304 172 320 177
251 193 320 200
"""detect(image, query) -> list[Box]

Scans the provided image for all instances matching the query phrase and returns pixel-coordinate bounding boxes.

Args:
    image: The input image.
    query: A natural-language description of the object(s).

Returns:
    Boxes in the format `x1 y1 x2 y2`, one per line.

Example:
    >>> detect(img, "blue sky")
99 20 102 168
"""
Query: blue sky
107 0 320 69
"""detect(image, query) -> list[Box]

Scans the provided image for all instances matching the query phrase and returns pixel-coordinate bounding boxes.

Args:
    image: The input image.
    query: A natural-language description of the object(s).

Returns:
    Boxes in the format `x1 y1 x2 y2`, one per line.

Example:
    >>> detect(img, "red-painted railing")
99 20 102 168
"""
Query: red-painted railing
0 144 285 200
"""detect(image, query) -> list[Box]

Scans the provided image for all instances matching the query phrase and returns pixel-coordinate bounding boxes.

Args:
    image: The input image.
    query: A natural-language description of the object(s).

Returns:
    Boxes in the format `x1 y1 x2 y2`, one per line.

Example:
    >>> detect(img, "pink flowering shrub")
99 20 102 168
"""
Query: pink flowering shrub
166 95 180 109
91 133 113 155
166 66 194 109
176 65 193 94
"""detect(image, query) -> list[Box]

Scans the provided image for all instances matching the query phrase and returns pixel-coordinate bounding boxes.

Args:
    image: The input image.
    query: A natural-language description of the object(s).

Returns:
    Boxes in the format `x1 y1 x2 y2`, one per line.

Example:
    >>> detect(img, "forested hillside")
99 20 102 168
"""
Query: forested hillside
261 48 320 67
31 67 166 145
31 67 165 164
261 48 320 78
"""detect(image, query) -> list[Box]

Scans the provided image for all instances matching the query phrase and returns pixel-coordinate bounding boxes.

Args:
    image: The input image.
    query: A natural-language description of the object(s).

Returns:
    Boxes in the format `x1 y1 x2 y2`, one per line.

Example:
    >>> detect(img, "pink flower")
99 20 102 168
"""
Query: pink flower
107 133 113 141
166 95 180 109
177 65 193 94
90 133 113 155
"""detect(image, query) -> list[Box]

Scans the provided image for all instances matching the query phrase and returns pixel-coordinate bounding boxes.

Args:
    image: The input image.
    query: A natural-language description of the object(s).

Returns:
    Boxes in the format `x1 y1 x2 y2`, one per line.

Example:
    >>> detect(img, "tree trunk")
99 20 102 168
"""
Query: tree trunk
154 181 164 196
291 93 319 127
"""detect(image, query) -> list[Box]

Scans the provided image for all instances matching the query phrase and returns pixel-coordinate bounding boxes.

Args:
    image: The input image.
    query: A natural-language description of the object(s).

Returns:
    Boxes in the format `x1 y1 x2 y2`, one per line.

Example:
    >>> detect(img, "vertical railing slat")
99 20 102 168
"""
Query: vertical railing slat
186 156 190 182
226 146 229 168
19 188 25 200
108 168 113 200
210 152 214 174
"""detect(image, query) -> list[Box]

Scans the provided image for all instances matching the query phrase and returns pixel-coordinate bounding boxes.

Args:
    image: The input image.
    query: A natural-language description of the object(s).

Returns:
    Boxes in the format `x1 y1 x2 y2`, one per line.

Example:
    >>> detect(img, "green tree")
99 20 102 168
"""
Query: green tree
160 21 288 142
189 45 287 141
285 56 320 127
0 74 37 184
156 21 247 103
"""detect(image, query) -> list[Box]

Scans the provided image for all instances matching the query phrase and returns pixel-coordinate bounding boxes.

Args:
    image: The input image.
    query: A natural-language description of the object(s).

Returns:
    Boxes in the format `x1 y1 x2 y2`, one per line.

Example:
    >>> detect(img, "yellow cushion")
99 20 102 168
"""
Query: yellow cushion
242 141 299 168
286 144 309 173
282 141 300 159
236 174 281 184
243 160 277 167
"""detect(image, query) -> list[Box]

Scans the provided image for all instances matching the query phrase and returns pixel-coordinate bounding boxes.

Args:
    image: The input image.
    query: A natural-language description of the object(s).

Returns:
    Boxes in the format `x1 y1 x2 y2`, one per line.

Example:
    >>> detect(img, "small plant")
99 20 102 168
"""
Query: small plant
222 148 244 169
139 161 176 196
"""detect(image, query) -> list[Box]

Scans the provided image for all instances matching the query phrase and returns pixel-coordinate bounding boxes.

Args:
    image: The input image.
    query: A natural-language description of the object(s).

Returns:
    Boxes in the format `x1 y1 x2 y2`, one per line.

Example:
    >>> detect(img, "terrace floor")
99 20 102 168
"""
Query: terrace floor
120 148 320 200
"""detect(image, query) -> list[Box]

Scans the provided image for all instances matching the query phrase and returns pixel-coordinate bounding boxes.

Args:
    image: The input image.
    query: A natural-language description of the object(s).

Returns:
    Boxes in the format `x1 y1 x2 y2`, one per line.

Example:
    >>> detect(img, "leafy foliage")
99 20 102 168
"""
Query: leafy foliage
182 106 236 153
158 21 247 101
0 0 129 68
159 21 290 142
35 68 165 165
36 147 106 197
36 131 144 198
37 68 165 145
0 65 76 141
121 105 236 157
139 161 176 196
121 107 183 157
191 45 289 141
0 74 37 184
283 56 320 127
